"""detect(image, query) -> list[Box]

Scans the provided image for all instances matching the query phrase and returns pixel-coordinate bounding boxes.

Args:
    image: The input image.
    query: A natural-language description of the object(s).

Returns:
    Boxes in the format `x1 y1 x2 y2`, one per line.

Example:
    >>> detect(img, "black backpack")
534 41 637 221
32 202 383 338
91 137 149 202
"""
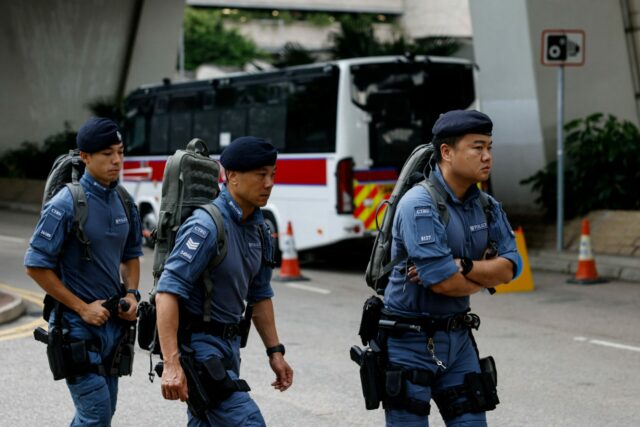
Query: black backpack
40 149 136 320
364 143 492 295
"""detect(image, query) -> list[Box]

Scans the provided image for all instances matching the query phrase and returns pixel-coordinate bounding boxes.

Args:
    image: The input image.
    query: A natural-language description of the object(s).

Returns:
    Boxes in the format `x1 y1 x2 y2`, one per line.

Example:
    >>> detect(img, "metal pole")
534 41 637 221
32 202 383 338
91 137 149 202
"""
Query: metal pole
556 65 565 252
179 24 185 79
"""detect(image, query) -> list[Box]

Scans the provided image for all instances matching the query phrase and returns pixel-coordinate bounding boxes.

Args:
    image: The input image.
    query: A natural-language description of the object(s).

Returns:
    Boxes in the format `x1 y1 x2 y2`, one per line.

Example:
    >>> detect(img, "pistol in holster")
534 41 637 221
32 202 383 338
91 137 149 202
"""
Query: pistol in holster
178 346 252 419
350 340 385 410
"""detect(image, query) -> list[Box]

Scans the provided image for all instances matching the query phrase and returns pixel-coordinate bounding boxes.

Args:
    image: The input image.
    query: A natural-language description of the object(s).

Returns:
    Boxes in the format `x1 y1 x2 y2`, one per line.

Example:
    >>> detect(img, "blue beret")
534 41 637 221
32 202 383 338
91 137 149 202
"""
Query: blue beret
220 136 277 171
76 117 123 153
432 110 492 139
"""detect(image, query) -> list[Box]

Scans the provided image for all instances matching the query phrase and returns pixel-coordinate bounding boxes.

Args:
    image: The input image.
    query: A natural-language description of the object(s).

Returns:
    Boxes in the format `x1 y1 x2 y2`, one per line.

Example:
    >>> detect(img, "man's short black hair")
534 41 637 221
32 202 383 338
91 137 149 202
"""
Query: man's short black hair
433 135 463 162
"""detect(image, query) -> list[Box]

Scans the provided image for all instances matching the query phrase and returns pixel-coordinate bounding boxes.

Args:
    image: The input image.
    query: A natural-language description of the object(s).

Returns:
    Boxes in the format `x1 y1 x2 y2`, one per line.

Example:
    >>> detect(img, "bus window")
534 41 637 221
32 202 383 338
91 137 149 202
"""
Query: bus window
149 95 170 155
249 103 286 149
285 73 338 153
247 83 287 149
169 95 196 151
351 61 474 170
126 115 147 154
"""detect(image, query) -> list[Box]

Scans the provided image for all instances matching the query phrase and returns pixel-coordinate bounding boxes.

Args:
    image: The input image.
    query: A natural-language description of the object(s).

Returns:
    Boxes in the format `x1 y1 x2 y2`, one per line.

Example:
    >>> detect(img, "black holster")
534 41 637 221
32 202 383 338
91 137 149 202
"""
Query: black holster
350 342 385 410
109 321 136 376
239 305 253 348
35 325 93 381
179 346 251 419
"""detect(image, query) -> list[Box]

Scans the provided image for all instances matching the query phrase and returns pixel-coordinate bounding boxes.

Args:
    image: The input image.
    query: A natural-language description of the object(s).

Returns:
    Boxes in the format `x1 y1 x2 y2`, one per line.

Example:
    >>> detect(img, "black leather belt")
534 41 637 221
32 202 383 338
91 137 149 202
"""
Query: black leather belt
380 310 480 334
190 320 242 340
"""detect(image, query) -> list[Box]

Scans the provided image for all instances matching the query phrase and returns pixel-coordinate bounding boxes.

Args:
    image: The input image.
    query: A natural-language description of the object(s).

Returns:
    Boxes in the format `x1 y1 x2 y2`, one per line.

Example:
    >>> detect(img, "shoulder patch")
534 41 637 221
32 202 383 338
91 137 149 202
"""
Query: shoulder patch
38 208 65 241
414 206 435 245
192 224 209 239
177 232 206 263
50 207 64 219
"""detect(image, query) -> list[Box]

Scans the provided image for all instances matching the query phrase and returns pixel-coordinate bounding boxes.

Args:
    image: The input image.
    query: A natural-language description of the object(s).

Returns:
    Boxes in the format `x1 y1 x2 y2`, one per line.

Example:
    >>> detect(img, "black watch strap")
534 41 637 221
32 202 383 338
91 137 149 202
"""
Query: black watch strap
460 257 473 276
266 344 285 357
127 289 141 302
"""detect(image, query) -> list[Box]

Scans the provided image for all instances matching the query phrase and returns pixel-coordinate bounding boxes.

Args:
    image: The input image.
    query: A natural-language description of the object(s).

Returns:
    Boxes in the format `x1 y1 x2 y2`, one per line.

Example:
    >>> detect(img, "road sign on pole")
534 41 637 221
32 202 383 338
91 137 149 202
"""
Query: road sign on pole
542 29 585 66
541 29 585 252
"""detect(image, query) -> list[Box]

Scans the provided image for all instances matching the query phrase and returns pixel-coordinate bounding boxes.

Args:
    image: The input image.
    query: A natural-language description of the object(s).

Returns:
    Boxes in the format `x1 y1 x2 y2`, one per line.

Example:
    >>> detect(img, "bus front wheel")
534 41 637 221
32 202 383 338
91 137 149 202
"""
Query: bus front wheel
141 212 157 248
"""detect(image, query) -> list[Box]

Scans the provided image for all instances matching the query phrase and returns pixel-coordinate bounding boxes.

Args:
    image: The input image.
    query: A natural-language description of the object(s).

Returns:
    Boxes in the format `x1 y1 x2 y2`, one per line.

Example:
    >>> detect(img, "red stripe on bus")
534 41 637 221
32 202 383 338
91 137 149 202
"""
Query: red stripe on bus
275 158 326 185
124 158 326 185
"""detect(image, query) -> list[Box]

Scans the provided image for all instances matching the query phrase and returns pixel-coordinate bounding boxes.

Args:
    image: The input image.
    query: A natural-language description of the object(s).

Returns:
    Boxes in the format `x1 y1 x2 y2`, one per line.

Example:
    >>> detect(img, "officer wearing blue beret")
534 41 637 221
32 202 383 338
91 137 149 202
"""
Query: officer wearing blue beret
382 110 521 426
25 117 143 425
156 136 293 426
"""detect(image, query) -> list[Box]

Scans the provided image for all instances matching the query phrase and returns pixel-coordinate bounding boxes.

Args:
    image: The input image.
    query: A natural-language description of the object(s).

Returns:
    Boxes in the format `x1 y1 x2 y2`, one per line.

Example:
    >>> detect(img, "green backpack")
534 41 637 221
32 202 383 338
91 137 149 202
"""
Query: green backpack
138 138 226 353
364 143 492 295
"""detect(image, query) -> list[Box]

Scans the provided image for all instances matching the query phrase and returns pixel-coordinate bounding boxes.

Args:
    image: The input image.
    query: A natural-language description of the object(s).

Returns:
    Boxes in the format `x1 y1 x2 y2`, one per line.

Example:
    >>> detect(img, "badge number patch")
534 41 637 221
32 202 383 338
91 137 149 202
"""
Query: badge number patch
178 233 205 262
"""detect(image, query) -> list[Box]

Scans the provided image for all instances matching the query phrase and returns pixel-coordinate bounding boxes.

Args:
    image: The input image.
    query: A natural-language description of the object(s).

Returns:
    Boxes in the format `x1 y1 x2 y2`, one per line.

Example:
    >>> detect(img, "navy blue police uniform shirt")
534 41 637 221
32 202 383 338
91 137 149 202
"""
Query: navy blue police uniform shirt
155 185 274 324
384 165 519 317
24 173 143 302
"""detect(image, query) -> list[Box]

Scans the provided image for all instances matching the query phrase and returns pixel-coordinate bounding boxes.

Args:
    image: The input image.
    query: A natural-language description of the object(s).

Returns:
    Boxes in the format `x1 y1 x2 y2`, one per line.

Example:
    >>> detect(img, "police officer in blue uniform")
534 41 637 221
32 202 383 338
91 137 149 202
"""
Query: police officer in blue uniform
155 136 293 426
382 110 521 426
25 117 143 426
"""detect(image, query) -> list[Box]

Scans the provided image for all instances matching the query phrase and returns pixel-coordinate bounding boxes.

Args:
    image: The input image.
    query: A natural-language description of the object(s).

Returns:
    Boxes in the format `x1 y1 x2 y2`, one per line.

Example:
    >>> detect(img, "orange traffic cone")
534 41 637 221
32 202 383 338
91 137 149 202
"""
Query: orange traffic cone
567 219 607 285
273 221 309 282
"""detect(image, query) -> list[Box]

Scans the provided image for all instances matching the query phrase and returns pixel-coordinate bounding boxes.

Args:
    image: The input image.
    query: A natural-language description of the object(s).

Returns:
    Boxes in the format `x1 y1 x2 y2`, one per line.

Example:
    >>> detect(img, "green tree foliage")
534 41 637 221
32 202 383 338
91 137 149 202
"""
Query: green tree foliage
184 7 263 70
0 123 76 179
329 15 461 59
273 42 316 68
521 113 640 219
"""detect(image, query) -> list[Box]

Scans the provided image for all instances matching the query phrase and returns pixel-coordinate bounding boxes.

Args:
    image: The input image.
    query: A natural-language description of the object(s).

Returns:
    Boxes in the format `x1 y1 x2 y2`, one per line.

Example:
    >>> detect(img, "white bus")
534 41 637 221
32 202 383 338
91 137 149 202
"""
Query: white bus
121 55 476 255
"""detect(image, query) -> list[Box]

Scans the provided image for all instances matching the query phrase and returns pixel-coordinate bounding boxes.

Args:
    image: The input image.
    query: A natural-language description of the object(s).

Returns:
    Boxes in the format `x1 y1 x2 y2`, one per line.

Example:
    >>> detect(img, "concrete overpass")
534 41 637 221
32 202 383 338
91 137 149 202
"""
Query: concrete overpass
0 0 184 151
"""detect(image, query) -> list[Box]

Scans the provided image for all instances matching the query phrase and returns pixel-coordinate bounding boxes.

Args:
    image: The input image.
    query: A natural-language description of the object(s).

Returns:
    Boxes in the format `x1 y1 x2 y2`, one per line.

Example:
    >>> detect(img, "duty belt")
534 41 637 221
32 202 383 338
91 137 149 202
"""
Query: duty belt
190 320 243 340
379 310 481 335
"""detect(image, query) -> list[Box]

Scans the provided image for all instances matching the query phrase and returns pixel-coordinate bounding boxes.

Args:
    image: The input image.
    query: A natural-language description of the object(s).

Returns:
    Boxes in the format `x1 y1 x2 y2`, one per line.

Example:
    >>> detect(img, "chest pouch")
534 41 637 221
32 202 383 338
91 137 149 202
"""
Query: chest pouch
358 296 384 345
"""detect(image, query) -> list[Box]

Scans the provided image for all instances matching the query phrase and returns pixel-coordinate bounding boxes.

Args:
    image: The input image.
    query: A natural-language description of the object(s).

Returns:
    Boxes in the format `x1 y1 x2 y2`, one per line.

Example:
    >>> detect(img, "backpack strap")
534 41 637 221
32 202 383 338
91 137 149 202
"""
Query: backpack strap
477 191 494 225
198 203 227 323
115 185 134 225
65 183 91 261
420 173 450 227
257 222 277 269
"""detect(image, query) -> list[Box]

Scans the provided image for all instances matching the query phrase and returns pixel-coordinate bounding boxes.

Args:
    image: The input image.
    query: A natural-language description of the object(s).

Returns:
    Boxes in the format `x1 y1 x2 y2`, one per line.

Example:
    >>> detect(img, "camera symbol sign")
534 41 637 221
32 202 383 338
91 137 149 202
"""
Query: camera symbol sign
541 30 585 66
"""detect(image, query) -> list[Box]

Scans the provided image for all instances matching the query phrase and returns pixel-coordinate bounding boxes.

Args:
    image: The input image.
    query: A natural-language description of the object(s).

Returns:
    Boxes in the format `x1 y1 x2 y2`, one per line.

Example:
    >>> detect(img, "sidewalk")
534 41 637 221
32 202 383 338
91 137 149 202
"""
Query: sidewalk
0 289 25 324
528 249 640 283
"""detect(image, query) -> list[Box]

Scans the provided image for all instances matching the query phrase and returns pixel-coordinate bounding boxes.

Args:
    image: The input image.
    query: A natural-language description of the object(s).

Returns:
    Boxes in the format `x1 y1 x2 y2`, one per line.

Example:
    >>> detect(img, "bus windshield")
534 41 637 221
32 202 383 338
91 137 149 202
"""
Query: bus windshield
350 60 475 170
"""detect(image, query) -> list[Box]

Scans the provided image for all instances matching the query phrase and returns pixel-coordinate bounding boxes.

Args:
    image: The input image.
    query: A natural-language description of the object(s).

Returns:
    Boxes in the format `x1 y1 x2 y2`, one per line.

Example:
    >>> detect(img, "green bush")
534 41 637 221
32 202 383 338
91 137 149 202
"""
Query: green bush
329 16 460 60
520 113 640 219
0 122 76 179
184 7 264 70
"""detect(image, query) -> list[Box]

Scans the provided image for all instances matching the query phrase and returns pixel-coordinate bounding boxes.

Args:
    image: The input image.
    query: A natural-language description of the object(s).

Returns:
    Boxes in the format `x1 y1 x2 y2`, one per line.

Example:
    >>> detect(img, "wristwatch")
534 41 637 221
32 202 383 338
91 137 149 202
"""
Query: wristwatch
460 257 474 276
266 344 286 357
127 289 141 302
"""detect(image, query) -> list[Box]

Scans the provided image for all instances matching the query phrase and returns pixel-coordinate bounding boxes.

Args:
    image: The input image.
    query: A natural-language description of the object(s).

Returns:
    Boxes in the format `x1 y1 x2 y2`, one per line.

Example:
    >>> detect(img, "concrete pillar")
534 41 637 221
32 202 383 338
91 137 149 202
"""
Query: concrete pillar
470 0 637 212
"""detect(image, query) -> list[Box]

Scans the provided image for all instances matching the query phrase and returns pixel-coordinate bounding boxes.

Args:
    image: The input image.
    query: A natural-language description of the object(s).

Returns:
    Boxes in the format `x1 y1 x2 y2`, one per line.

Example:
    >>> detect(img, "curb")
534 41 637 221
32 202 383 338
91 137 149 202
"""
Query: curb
528 250 640 283
0 201 41 214
0 291 26 324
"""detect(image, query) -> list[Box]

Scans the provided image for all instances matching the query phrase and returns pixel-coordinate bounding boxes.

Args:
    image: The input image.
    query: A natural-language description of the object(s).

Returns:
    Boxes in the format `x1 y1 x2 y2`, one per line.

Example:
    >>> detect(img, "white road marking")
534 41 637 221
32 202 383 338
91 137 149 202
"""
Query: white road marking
0 235 27 244
285 282 331 295
575 336 640 353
